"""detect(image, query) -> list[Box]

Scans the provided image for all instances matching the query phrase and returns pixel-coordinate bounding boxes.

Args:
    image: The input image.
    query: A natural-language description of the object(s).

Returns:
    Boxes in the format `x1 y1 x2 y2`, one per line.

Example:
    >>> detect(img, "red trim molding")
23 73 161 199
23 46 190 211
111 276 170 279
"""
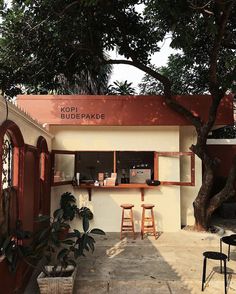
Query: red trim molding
37 136 49 154
0 120 24 147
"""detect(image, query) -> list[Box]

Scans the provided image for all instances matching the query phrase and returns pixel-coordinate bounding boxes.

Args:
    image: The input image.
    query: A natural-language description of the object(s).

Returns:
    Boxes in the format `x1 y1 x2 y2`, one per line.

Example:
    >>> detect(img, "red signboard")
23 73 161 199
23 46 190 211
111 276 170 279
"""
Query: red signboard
17 95 233 126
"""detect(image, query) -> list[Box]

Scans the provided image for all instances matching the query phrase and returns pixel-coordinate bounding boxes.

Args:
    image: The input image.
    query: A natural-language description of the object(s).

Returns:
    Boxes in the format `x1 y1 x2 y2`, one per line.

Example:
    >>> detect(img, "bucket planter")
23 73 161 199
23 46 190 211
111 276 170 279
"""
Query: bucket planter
37 265 77 294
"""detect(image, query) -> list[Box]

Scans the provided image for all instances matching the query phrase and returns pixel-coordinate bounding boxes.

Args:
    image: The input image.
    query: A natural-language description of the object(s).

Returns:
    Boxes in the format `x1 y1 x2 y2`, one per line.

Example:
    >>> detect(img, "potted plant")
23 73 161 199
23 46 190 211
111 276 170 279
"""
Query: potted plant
29 205 105 294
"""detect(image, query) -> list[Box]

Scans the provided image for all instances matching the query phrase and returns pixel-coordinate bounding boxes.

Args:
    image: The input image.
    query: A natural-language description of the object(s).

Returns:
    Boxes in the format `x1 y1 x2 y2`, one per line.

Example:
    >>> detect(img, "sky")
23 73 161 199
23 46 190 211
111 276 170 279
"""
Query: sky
109 38 176 91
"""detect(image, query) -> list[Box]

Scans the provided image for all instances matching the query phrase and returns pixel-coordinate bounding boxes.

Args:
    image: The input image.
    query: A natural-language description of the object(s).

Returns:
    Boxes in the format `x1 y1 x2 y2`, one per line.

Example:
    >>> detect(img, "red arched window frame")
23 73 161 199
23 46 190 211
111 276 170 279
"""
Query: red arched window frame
37 136 49 215
37 136 49 180
0 120 24 218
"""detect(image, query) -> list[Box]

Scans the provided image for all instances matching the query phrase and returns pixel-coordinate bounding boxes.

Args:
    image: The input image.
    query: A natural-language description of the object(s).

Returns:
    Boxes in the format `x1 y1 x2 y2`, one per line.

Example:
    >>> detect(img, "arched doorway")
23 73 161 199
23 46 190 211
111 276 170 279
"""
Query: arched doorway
37 136 50 218
0 120 24 294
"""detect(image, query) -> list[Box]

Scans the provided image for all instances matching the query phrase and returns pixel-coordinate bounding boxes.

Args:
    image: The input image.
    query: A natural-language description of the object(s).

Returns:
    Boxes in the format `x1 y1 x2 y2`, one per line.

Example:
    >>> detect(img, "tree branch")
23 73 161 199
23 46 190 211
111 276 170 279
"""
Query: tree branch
209 0 235 91
58 1 80 16
189 0 213 10
201 1 235 138
106 58 202 129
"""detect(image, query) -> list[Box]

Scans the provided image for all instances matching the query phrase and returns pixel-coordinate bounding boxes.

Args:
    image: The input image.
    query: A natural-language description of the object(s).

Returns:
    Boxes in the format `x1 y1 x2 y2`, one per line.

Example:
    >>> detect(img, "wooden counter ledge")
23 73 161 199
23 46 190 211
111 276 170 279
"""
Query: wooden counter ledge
74 183 160 201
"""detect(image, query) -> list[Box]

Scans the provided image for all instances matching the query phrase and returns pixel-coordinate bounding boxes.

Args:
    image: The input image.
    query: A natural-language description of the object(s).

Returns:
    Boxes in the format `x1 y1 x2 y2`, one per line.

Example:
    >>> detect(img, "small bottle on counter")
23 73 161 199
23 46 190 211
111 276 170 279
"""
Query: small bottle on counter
94 180 99 186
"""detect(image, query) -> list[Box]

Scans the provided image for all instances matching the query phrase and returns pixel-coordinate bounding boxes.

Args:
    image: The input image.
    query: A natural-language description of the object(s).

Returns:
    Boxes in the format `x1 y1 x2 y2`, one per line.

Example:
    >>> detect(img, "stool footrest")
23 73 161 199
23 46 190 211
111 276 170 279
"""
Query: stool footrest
120 205 135 240
141 204 157 240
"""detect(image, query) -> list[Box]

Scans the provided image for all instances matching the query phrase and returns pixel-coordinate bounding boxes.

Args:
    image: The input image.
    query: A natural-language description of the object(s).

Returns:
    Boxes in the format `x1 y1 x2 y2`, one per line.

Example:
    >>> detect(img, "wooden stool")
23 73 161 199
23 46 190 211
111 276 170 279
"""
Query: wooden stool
141 204 157 239
120 204 135 240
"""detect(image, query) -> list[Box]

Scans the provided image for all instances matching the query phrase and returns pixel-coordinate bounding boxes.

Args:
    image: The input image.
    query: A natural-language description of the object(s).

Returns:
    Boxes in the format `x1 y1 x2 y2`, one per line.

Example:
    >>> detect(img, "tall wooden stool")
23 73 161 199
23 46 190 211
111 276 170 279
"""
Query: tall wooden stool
120 204 135 240
141 204 157 239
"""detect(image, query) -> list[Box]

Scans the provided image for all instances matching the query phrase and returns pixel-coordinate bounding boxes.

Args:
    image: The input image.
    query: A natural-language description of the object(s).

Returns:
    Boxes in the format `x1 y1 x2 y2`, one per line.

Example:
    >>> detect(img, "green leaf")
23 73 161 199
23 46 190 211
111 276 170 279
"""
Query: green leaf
51 233 60 247
2 236 11 251
35 215 50 223
57 248 69 260
74 249 80 259
72 229 81 238
67 259 77 267
5 251 13 263
52 221 61 232
53 208 64 219
84 244 89 251
87 236 95 252
38 228 49 241
34 240 48 253
83 216 89 232
61 239 74 245
90 228 105 235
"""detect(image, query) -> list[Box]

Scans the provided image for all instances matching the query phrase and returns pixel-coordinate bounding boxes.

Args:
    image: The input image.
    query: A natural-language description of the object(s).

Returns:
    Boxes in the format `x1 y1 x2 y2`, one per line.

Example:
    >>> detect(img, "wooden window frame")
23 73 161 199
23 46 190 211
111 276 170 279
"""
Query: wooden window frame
51 150 76 186
155 151 195 186
51 150 195 187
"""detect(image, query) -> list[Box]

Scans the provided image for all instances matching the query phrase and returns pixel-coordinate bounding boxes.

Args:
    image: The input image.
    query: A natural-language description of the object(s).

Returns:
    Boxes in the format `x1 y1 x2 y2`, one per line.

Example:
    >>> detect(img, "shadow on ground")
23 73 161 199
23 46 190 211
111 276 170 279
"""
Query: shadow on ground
25 229 236 294
74 233 192 294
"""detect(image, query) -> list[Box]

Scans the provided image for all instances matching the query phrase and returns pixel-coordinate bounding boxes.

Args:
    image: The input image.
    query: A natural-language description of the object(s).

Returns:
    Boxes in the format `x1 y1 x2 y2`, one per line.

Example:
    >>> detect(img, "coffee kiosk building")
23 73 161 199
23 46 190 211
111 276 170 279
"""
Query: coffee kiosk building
1 95 233 233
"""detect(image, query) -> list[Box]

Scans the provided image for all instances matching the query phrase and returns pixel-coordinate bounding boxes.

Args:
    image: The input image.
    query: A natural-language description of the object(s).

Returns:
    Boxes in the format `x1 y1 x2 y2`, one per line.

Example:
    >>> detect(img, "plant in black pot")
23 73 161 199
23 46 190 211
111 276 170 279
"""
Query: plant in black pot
29 205 105 294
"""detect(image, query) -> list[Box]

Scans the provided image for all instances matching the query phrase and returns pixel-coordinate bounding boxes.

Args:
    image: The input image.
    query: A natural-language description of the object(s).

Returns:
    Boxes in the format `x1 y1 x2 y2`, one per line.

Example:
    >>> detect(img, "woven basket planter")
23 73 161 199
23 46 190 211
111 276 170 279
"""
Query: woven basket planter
37 265 76 294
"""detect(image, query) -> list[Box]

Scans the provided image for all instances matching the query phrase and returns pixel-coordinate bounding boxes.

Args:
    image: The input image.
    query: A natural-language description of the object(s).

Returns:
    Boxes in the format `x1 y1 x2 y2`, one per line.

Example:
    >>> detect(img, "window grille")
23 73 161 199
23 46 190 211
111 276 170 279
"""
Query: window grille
1 134 13 189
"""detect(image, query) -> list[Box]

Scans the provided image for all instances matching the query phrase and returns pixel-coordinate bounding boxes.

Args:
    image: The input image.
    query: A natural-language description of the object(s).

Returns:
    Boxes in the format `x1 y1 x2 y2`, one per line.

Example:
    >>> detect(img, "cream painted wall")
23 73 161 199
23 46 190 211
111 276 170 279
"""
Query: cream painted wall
50 126 181 232
180 126 202 226
50 126 179 151
51 185 181 233
0 97 53 149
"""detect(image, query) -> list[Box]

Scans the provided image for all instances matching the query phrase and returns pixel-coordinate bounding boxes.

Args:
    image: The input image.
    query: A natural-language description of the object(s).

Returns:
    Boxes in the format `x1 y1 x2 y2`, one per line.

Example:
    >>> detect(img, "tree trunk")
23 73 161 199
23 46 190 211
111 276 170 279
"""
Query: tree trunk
193 160 215 230
206 155 236 220
193 153 236 231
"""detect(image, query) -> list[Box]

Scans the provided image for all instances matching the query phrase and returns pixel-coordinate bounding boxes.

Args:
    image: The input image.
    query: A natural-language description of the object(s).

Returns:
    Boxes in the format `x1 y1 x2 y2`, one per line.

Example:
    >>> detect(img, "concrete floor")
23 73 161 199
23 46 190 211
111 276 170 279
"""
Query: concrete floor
25 227 236 294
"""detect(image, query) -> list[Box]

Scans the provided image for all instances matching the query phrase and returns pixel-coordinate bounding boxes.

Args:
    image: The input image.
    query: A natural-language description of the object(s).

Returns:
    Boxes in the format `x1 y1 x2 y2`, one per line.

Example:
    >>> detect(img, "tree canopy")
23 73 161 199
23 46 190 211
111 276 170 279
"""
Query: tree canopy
145 0 236 90
1 1 235 97
139 53 210 95
0 0 115 96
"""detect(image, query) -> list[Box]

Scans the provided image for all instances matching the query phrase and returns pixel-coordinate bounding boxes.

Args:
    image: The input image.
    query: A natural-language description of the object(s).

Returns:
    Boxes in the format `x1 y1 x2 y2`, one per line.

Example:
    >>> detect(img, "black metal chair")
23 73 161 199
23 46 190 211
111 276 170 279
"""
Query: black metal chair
220 234 236 262
202 251 227 294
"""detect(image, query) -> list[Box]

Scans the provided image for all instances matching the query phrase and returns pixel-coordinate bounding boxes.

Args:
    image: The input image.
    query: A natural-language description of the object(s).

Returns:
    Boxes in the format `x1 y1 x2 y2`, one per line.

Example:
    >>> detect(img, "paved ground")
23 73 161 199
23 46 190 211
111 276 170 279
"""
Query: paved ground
25 223 236 294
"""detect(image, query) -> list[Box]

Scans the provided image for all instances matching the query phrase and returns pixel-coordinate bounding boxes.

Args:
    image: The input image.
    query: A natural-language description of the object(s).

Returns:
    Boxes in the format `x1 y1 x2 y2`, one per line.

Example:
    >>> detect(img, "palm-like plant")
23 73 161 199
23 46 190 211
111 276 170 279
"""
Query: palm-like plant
107 80 136 95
